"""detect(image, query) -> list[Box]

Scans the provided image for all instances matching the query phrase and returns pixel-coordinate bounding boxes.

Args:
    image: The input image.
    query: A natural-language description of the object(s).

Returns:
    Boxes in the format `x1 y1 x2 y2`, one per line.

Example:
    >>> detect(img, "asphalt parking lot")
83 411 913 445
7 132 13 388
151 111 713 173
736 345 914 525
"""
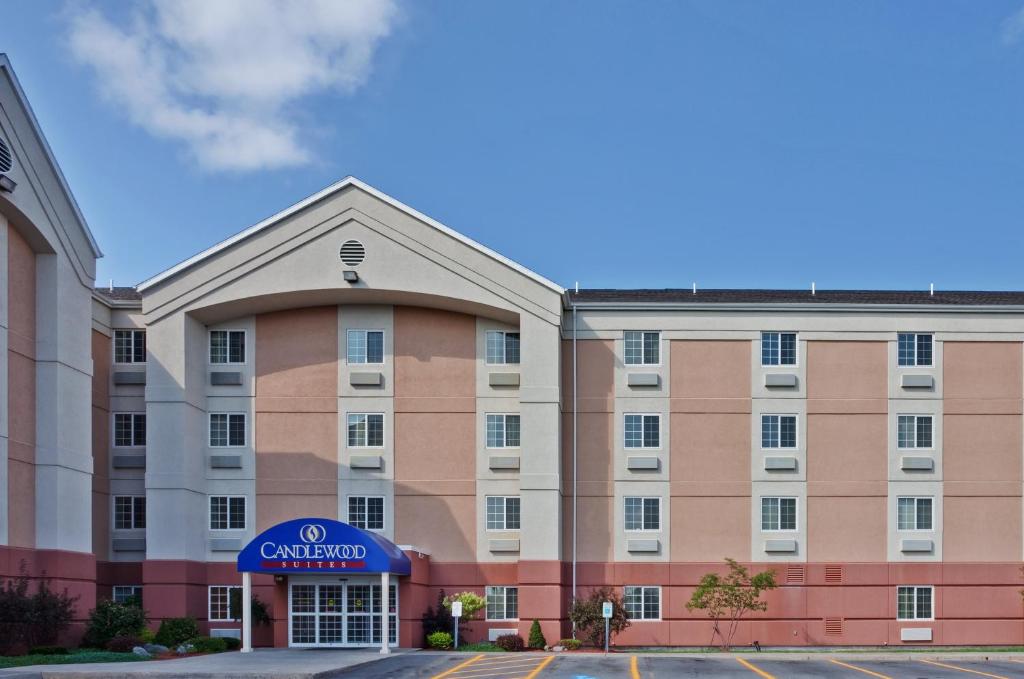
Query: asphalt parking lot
332 652 1024 679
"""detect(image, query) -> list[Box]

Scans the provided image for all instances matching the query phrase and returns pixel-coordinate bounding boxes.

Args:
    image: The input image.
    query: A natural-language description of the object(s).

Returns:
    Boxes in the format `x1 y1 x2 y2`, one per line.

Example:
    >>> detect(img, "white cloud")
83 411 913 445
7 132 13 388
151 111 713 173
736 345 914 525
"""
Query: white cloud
66 0 398 171
1001 5 1024 45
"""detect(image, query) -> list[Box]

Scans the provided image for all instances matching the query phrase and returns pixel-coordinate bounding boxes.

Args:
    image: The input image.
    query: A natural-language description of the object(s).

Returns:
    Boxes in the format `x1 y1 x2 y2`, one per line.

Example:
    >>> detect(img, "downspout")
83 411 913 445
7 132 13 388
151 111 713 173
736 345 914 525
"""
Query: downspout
572 299 578 613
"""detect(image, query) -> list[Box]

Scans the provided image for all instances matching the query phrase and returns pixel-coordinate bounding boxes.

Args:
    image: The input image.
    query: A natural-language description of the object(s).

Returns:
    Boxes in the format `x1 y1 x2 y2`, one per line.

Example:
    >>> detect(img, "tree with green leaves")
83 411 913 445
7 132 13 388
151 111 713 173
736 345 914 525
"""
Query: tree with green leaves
686 558 778 651
442 591 486 621
568 587 630 648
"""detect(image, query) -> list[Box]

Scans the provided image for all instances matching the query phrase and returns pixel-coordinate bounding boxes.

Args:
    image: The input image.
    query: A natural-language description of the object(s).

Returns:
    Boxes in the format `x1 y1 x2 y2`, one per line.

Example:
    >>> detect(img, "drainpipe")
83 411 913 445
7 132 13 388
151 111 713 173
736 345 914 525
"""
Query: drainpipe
572 301 578 617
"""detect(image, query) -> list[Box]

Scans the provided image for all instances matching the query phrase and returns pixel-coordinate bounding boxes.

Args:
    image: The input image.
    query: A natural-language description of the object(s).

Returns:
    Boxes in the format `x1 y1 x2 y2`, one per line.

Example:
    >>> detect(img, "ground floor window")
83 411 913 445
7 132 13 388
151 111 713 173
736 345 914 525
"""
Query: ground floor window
624 585 660 620
209 585 242 622
485 586 518 621
112 585 142 606
289 581 396 647
897 586 933 620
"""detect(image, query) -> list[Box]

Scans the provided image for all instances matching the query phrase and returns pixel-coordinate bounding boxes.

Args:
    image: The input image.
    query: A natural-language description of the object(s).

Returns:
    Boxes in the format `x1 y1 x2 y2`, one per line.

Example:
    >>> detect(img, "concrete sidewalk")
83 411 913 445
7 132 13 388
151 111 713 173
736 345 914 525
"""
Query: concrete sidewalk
0 648 417 679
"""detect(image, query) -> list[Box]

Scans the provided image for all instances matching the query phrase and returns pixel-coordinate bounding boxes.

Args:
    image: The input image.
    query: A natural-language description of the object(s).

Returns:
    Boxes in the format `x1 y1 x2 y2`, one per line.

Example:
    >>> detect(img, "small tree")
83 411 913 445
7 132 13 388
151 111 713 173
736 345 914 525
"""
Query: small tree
528 619 546 649
442 591 486 621
0 564 78 654
421 589 455 645
229 590 271 625
568 587 630 648
686 558 778 651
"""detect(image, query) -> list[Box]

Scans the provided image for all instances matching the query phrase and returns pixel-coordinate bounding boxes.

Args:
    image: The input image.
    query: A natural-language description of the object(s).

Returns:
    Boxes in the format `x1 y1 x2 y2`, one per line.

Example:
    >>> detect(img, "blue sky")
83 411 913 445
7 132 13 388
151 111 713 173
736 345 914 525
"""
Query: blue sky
2 1 1024 291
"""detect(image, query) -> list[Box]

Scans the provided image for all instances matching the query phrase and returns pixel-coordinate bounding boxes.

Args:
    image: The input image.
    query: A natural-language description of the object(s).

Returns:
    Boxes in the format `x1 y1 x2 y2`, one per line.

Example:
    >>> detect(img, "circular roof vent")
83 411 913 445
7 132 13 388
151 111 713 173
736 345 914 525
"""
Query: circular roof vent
339 239 365 267
0 138 12 174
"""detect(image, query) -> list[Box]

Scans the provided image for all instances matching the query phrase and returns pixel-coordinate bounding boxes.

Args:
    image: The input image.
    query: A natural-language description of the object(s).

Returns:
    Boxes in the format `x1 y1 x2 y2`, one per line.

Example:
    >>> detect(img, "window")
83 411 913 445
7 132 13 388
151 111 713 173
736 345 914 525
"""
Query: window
624 497 661 531
761 415 797 449
897 415 933 449
114 496 146 530
624 331 659 365
761 497 797 531
347 329 384 364
624 586 660 620
624 414 660 449
209 413 245 447
349 496 385 531
486 414 521 448
113 413 146 447
486 331 521 365
897 586 933 620
761 332 797 366
209 330 245 364
209 585 242 621
898 333 933 367
347 414 384 448
113 329 146 364
486 496 521 531
485 586 518 620
210 496 246 530
113 586 142 605
897 497 933 531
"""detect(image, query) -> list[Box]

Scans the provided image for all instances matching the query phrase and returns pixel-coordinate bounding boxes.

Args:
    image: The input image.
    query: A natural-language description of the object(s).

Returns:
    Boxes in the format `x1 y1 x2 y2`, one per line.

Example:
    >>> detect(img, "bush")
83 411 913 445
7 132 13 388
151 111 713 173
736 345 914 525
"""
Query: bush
558 638 582 650
154 617 200 647
568 587 631 648
105 635 144 652
228 590 272 625
222 636 241 650
495 634 525 652
139 627 156 644
442 591 486 621
186 636 228 653
28 646 69 655
422 590 457 645
427 631 453 649
528 619 546 649
82 600 147 649
0 564 78 654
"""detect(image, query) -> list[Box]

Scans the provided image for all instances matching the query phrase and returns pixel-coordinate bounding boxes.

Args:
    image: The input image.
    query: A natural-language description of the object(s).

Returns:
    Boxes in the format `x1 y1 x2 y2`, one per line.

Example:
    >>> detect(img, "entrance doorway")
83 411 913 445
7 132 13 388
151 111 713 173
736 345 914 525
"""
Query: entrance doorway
288 578 397 648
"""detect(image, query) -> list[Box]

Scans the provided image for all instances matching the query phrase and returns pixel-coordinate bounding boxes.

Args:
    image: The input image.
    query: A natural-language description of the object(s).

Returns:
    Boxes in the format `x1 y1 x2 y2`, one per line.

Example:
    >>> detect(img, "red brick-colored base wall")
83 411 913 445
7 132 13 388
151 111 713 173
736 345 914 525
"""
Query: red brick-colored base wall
0 547 96 647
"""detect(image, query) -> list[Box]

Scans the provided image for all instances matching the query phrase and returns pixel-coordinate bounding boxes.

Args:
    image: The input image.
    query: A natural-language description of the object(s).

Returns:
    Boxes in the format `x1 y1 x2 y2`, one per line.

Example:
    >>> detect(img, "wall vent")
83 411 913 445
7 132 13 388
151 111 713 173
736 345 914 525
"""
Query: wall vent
824 617 843 636
0 137 12 174
339 240 365 266
786 564 805 584
825 565 844 584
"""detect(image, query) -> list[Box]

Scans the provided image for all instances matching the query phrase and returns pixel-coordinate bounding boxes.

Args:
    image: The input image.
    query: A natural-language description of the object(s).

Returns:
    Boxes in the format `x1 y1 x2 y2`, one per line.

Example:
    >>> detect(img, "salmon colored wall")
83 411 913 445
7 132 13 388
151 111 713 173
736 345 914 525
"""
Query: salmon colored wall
255 307 339 530
393 307 476 562
806 341 887 400
7 224 35 548
91 330 111 556
944 414 1022 483
670 496 750 561
671 413 749 487
944 496 1022 562
807 496 886 561
561 339 614 410
670 340 750 400
806 415 887 484
944 342 1023 401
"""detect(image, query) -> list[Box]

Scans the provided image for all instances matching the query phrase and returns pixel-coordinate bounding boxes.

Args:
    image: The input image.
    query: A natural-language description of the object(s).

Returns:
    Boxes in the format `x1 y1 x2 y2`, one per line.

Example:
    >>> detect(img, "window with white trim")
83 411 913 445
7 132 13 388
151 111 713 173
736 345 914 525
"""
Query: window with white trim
485 586 518 620
210 496 246 530
114 496 146 530
897 497 933 531
761 332 797 366
624 497 661 531
897 586 933 620
209 585 242 621
486 414 520 448
347 329 384 364
114 413 146 447
210 330 245 364
348 496 385 531
347 413 384 447
114 329 146 364
761 497 797 531
761 414 797 449
209 413 245 447
624 414 660 449
898 333 933 367
112 586 142 605
486 496 521 530
624 331 659 366
897 415 933 449
624 586 660 620
486 331 520 365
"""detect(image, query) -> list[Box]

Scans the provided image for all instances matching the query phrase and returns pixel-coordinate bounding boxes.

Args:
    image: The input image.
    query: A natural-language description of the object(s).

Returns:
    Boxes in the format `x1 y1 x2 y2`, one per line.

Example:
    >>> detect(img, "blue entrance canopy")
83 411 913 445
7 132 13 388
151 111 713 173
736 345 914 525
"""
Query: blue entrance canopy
237 517 411 575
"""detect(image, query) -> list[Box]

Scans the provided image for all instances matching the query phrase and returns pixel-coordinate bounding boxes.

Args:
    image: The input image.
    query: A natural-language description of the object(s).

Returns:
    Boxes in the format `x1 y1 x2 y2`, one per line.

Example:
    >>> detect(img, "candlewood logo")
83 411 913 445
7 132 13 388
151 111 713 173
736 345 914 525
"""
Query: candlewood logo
258 525 368 560
300 524 326 544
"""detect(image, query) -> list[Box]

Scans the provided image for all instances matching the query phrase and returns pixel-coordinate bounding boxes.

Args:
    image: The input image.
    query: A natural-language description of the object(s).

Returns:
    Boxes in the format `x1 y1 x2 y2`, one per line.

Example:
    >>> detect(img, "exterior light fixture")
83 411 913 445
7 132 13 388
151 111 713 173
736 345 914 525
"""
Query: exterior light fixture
0 175 15 193
343 270 359 283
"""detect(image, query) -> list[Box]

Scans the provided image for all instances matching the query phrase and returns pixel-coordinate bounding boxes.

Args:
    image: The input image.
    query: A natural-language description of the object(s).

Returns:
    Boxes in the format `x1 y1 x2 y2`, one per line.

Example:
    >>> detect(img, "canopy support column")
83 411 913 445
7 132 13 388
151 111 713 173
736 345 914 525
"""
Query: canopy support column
380 571 391 654
242 571 253 653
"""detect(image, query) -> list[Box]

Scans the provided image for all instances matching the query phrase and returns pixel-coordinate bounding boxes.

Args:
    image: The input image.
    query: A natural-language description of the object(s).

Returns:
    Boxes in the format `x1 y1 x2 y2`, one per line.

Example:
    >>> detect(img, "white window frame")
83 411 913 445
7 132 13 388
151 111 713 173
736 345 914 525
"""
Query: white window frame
623 585 661 621
623 330 661 366
209 585 242 622
896 497 934 532
113 329 146 365
485 413 521 449
346 413 385 448
896 585 934 621
485 330 521 366
209 495 247 531
624 413 661 449
209 412 246 448
760 414 798 450
485 496 521 531
112 495 146 530
760 331 798 367
623 496 661 532
896 414 934 450
347 495 386 531
112 585 142 604
485 586 519 621
760 496 798 532
209 329 246 365
346 329 385 365
112 412 146 448
897 333 934 368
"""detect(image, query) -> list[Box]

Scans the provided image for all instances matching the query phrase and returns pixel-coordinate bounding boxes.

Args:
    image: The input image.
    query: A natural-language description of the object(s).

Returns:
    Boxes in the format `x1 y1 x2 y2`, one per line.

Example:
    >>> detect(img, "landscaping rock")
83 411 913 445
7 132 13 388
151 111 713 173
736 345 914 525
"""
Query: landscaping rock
552 645 565 652
144 643 169 655
175 643 196 655
132 646 151 658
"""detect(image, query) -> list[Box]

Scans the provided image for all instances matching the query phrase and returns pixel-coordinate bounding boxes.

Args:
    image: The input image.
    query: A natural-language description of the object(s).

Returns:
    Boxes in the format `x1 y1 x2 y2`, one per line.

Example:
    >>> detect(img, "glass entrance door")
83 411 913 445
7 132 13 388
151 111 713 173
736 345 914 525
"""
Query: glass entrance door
289 580 397 647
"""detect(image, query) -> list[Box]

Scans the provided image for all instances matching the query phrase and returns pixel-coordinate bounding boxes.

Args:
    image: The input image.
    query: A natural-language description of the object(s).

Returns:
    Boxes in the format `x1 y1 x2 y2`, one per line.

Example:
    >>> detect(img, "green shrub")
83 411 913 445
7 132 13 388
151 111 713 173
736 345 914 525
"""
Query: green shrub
0 565 78 654
568 587 630 648
228 590 272 625
528 619 546 649
139 627 156 644
495 634 524 652
422 590 458 645
27 646 69 655
185 636 228 653
82 600 147 649
442 592 486 621
105 635 143 652
154 617 200 647
558 638 582 650
427 631 453 649
222 636 241 651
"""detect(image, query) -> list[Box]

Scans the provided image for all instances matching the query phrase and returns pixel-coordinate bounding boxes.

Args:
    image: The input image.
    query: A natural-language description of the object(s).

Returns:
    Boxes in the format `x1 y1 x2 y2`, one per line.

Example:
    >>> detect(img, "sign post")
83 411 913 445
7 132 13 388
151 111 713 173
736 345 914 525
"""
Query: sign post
452 600 463 649
602 601 613 655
